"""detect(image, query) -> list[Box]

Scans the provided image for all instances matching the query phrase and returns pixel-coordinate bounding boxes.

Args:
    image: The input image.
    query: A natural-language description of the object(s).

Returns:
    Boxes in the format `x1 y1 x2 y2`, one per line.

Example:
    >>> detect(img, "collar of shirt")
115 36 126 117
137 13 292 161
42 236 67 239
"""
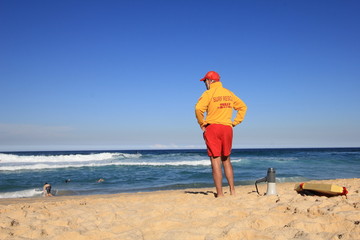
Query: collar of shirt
209 81 222 89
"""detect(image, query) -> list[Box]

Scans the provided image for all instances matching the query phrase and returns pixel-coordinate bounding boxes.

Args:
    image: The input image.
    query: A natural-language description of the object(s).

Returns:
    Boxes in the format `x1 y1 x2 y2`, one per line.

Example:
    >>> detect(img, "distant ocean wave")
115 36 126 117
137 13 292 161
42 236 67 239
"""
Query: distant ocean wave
0 152 244 171
0 152 141 163
0 160 213 171
0 152 140 171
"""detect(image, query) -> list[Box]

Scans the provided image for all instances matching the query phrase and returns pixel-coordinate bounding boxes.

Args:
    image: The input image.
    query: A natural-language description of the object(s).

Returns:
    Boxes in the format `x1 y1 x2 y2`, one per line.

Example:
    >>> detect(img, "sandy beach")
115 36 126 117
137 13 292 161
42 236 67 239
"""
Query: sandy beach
0 178 359 240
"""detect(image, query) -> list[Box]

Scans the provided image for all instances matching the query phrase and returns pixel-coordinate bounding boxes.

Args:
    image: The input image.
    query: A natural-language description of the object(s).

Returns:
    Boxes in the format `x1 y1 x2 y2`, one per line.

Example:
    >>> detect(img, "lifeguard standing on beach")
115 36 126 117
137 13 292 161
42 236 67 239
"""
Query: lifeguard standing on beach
195 71 247 197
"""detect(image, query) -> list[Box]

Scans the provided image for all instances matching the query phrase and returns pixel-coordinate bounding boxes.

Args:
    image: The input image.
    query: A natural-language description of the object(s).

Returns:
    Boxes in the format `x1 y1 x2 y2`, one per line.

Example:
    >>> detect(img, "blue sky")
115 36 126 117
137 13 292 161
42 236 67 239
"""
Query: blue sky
1 0 359 151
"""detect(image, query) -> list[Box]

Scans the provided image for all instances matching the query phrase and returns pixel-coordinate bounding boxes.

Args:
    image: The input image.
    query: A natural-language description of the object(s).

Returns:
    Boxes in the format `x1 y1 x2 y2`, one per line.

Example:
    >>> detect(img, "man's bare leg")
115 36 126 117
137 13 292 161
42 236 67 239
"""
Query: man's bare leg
222 156 236 196
210 156 224 197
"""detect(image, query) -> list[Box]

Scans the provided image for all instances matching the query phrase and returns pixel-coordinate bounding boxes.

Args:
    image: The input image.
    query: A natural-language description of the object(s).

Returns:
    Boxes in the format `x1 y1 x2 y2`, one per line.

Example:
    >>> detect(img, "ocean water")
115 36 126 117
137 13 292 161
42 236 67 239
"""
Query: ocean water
0 148 359 199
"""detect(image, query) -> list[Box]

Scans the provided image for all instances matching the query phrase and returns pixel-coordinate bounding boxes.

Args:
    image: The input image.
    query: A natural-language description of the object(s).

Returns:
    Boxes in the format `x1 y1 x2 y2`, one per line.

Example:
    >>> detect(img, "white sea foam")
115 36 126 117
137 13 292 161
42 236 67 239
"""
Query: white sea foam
0 189 43 199
0 152 141 163
276 177 311 183
0 152 242 171
119 158 241 166
0 160 209 170
0 157 242 171
0 152 141 171
115 160 212 166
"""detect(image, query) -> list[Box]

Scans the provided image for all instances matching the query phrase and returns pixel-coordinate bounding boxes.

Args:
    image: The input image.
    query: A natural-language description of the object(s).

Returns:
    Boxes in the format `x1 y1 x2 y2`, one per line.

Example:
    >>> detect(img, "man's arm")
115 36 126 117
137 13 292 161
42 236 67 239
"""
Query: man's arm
195 92 209 128
232 95 247 126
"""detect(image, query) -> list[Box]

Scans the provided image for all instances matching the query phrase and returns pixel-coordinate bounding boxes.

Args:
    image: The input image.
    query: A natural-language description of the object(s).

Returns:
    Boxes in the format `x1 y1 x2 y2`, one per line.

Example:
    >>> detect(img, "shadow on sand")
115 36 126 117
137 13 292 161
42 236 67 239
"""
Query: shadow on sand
184 190 216 197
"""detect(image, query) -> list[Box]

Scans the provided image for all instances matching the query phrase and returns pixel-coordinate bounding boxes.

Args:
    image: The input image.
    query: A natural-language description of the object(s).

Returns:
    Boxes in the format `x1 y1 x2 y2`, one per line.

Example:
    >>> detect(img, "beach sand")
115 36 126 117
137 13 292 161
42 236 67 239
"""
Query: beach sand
1 178 359 240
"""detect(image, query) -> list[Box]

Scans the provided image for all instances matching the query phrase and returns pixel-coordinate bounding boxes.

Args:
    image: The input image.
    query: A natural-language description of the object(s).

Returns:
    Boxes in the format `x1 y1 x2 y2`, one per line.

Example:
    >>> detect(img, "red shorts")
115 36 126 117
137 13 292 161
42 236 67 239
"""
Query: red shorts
203 124 233 157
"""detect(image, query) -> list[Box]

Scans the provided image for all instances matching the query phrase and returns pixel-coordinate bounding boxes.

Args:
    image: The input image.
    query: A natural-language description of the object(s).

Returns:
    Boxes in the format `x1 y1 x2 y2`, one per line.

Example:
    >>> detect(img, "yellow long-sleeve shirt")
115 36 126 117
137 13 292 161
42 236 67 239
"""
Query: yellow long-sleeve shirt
195 82 247 127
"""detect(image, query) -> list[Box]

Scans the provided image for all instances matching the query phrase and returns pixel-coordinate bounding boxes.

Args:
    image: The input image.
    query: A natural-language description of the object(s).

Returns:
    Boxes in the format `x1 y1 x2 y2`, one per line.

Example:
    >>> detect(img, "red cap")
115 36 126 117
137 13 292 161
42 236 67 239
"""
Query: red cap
200 71 220 81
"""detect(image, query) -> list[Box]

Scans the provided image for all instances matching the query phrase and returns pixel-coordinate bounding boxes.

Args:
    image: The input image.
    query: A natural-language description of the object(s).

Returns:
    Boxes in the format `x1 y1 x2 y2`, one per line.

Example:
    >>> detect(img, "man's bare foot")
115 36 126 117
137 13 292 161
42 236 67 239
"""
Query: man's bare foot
215 193 224 198
230 188 236 196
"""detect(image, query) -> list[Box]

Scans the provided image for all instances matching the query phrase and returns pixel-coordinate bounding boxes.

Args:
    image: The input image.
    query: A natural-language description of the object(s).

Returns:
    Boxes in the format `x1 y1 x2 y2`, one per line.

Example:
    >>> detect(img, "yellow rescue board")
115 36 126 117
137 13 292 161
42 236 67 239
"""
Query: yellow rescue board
294 183 347 196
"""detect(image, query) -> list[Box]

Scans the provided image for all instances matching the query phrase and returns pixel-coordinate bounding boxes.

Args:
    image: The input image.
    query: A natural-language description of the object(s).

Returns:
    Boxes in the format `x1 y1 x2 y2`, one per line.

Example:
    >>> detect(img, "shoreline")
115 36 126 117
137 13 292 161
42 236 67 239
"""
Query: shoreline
1 178 359 240
0 176 342 200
